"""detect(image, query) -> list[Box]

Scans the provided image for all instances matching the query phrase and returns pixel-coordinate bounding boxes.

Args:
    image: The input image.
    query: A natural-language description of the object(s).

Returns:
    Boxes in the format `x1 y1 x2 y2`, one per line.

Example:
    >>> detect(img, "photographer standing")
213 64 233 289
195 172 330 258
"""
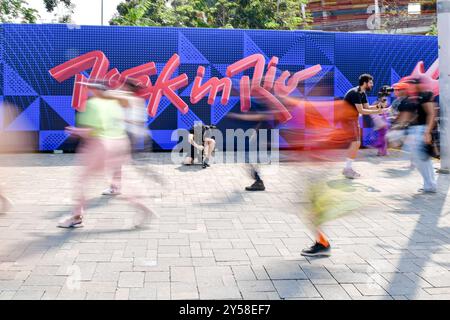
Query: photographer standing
342 74 384 179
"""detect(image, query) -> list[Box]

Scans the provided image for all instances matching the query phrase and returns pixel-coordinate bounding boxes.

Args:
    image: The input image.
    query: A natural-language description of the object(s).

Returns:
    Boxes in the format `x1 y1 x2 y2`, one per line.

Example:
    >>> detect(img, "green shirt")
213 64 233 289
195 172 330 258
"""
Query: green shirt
76 97 126 139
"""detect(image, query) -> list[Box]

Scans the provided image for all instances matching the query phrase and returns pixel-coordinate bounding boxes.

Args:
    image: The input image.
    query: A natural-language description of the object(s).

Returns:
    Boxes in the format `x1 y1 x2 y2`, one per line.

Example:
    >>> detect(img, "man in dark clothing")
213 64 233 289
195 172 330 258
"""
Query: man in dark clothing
227 102 282 191
342 74 384 179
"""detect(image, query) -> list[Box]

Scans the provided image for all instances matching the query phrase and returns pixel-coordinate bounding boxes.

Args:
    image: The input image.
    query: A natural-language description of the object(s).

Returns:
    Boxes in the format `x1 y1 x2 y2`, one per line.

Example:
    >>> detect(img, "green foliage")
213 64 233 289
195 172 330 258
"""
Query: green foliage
0 0 39 23
43 0 72 12
110 0 311 30
0 0 74 24
171 0 211 27
426 22 437 36
111 0 174 26
43 0 74 23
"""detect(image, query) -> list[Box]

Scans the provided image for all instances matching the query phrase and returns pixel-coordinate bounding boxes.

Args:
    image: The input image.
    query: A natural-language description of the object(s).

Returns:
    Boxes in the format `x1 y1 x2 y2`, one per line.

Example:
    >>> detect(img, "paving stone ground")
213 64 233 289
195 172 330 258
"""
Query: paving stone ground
0 150 449 300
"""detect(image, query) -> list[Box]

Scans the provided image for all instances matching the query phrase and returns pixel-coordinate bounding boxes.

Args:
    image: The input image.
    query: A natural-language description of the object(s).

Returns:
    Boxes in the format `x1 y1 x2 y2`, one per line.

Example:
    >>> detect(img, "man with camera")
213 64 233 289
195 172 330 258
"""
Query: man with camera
342 74 385 179
184 122 216 169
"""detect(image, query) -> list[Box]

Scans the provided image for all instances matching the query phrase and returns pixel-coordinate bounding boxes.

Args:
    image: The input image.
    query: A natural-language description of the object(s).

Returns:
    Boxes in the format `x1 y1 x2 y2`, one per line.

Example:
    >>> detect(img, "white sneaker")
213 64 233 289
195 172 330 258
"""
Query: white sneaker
102 187 121 196
342 168 361 179
58 216 84 228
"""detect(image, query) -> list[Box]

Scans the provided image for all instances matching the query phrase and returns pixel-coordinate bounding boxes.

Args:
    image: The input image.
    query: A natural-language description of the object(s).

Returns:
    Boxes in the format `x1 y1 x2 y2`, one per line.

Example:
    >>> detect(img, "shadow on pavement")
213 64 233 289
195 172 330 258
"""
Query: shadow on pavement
383 172 450 298
382 168 414 178
175 164 204 172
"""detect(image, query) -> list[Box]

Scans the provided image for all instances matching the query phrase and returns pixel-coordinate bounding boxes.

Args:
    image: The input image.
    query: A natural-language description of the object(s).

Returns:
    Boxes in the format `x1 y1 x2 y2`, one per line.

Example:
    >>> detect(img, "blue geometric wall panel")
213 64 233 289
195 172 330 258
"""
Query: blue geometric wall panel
244 33 270 62
391 68 401 86
334 67 353 98
178 109 202 130
40 96 75 126
3 63 38 96
0 24 438 151
5 97 40 131
39 130 70 151
304 65 334 96
178 32 209 64
147 97 171 125
150 130 178 150
0 96 3 129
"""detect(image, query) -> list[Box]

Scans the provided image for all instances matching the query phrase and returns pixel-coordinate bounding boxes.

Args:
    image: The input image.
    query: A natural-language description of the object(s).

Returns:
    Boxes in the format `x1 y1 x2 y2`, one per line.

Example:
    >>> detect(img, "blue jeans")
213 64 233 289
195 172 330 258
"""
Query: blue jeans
408 125 437 191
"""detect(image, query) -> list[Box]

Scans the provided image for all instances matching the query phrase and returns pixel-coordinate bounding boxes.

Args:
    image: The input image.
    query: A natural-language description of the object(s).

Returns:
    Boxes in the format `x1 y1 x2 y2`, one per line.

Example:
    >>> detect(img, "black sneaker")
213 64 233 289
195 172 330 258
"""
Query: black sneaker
245 179 265 191
202 161 210 169
301 242 331 257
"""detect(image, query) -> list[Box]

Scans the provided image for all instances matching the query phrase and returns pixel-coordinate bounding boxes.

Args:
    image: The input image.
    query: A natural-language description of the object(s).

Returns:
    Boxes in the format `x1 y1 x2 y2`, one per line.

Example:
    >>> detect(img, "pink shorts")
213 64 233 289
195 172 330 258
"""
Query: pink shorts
77 137 131 172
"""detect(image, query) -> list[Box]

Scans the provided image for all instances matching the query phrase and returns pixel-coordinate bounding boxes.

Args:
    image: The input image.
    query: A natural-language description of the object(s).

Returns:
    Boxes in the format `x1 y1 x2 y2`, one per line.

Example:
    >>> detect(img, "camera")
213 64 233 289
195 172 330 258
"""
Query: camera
377 85 394 99
376 85 394 107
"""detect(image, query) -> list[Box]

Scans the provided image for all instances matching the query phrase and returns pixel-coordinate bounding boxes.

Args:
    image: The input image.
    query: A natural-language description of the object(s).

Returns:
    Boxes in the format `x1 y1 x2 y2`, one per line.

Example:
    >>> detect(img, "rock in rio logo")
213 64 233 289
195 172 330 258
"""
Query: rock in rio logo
49 51 323 123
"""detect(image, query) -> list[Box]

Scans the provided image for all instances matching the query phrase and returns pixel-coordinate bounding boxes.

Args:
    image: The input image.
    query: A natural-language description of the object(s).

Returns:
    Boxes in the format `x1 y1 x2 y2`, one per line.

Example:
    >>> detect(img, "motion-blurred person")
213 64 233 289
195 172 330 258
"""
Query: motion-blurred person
58 82 152 228
370 102 390 156
389 82 417 137
118 78 149 155
386 82 416 168
0 103 34 214
297 99 364 256
227 104 282 191
403 78 437 193
390 82 409 116
342 74 384 179
229 93 367 256
102 78 149 195
301 175 363 257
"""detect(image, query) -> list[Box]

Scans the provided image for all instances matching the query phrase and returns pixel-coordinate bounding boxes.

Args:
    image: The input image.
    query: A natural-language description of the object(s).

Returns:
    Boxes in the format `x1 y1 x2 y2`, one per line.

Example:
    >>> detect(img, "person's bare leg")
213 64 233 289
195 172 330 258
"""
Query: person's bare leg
110 165 122 193
343 140 361 179
59 139 103 228
347 140 360 159
57 166 91 228
206 139 215 158
202 139 215 168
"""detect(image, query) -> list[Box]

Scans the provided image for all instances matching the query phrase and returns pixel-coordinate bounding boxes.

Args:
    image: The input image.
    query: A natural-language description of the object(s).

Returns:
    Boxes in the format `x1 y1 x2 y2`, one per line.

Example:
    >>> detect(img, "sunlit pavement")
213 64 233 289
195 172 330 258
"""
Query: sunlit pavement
0 150 449 300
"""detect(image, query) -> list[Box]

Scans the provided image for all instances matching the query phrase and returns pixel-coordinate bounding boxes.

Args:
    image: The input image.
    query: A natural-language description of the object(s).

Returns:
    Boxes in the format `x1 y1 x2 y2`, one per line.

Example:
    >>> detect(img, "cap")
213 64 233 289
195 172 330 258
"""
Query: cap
393 82 409 90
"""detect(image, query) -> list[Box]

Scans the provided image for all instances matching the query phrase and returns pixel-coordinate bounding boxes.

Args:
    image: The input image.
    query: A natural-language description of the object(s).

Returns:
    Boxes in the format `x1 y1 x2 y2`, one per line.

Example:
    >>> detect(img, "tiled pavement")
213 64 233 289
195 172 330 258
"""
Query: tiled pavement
0 151 449 300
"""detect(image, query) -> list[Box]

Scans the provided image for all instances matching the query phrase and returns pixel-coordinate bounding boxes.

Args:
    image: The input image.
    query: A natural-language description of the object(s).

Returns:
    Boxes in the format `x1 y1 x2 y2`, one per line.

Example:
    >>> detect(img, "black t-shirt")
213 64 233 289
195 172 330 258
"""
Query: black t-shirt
344 87 368 120
396 97 416 113
407 91 433 126
417 92 433 125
